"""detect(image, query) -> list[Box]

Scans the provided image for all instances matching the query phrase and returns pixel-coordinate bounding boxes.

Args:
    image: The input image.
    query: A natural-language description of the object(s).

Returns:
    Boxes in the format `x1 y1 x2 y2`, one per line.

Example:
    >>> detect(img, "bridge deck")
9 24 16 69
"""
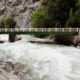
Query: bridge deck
0 28 79 35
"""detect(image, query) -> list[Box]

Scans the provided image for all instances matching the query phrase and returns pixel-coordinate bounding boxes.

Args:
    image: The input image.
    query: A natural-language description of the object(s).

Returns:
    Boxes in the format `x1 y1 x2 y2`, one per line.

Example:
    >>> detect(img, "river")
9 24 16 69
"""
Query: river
0 35 80 80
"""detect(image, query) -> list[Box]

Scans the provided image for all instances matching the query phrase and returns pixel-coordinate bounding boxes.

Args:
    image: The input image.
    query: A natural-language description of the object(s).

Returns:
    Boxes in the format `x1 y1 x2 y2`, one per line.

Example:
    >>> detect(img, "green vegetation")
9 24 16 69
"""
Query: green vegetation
30 8 50 28
66 9 80 27
30 7 50 37
0 17 16 28
31 0 80 28
0 17 17 42
44 0 76 27
30 0 80 38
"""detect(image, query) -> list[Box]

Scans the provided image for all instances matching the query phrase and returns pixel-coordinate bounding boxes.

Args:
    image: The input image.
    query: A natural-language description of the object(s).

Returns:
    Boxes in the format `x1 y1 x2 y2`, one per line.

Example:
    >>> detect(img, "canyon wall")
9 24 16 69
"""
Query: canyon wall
0 0 40 28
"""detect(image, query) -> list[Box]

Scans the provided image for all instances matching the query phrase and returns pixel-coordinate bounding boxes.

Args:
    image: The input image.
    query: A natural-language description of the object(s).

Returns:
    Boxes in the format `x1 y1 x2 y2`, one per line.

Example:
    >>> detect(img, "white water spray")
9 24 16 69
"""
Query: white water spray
0 35 80 80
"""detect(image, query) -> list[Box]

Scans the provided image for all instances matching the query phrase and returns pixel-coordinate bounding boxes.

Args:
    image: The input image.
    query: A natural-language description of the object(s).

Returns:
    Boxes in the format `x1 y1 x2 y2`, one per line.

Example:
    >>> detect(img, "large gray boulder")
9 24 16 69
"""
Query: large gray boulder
54 35 80 46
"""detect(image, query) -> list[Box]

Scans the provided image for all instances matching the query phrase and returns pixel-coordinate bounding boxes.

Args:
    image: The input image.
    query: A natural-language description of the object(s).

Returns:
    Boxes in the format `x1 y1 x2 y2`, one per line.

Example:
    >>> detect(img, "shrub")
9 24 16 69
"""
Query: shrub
30 8 51 37
0 19 5 28
0 17 16 28
30 8 50 28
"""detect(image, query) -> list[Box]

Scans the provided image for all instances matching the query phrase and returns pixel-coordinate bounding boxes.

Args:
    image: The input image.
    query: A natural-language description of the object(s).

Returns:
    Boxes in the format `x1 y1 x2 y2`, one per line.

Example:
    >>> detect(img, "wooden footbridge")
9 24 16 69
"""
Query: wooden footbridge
0 28 79 35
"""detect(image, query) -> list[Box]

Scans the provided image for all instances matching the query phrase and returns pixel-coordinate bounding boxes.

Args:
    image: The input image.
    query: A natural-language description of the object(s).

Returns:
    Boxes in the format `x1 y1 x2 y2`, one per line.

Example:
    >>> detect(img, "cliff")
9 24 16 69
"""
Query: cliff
0 0 40 28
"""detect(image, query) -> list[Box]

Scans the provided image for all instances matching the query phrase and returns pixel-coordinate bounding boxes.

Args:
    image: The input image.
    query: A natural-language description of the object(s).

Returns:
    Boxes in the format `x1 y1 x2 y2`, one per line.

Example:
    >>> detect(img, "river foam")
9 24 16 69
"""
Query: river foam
0 35 80 80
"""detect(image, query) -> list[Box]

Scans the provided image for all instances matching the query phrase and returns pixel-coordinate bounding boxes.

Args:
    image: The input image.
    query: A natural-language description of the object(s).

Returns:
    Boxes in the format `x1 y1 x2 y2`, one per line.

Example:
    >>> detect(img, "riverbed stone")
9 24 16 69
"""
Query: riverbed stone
0 60 26 80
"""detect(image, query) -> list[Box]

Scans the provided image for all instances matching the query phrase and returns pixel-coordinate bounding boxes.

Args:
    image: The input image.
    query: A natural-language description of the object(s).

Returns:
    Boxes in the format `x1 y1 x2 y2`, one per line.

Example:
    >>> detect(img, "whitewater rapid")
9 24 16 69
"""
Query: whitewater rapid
0 35 80 80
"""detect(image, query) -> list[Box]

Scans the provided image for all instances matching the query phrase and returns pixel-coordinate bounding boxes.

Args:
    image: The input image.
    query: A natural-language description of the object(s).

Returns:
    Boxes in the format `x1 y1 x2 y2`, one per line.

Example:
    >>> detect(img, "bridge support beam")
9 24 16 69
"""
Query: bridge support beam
9 34 16 42
9 34 21 42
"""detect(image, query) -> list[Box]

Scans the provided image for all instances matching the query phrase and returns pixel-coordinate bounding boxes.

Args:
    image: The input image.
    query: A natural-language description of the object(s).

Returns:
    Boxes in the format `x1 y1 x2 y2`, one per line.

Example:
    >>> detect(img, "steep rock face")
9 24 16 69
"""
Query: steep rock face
0 0 40 28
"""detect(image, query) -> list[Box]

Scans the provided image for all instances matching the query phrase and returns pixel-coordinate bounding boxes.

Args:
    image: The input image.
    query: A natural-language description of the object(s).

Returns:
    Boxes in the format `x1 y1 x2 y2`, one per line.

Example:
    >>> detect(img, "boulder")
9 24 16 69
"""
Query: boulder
54 35 80 47
73 35 80 46
15 35 22 41
0 60 26 80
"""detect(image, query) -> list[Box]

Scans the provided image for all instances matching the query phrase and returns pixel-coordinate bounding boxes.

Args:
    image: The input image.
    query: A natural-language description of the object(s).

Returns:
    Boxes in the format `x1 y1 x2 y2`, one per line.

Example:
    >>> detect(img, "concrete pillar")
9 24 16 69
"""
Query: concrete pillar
9 34 16 42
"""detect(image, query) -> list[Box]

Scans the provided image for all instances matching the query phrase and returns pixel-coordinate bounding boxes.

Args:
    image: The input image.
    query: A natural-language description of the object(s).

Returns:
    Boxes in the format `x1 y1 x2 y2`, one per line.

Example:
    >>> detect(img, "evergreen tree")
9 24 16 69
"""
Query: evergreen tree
42 0 77 27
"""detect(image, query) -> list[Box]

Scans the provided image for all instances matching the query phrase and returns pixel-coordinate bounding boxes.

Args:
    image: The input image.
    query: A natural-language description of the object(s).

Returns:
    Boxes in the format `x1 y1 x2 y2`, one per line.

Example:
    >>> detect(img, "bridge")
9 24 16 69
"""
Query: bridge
0 28 79 35
0 28 79 42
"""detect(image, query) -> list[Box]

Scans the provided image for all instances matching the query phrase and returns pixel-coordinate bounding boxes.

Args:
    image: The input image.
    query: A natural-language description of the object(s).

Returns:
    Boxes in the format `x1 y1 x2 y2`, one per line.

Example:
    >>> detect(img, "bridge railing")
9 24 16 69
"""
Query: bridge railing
0 28 79 32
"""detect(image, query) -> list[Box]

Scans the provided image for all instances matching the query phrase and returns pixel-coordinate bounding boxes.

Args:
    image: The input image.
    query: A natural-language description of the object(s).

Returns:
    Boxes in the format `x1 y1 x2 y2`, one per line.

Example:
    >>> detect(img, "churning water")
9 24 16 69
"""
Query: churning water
0 35 80 80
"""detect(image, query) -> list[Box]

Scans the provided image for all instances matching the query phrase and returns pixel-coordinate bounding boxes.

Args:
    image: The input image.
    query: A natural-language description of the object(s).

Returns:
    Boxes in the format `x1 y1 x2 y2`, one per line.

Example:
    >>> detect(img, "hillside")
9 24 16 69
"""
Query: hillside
0 0 40 28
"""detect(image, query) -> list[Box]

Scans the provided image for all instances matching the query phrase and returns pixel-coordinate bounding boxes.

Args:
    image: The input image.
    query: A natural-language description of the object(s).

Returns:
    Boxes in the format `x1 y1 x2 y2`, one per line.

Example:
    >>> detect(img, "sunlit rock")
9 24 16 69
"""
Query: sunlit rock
0 60 26 80
0 0 40 28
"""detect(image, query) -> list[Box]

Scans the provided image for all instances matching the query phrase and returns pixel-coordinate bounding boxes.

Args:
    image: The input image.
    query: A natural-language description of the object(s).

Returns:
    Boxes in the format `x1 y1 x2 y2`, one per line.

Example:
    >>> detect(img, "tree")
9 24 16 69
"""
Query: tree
42 0 77 27
30 8 50 28
0 17 16 28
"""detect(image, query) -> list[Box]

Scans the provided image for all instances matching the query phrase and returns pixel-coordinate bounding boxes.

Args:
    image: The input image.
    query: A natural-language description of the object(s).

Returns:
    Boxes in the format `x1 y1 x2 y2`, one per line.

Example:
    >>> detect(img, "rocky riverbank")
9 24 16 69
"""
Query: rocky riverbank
29 35 80 47
0 59 26 80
